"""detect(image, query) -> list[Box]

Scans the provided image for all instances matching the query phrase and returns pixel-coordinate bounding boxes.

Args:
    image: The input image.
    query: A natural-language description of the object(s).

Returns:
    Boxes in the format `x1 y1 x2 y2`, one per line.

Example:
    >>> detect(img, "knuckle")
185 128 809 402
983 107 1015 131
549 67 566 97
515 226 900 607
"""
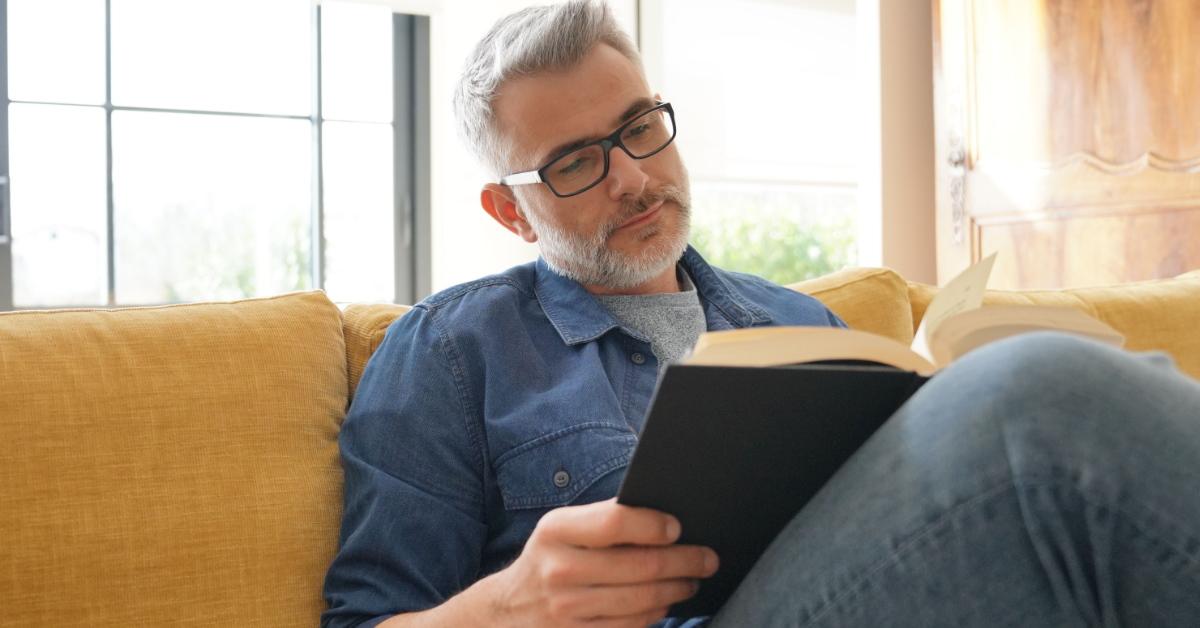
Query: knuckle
535 509 565 534
598 508 625 539
540 556 573 585
640 549 668 578
629 583 657 609
545 594 575 620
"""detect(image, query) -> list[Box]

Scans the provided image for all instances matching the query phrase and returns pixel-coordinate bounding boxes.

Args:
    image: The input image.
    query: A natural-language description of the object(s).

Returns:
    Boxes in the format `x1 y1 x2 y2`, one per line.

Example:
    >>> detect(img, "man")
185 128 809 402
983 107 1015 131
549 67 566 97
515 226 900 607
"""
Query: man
322 2 1200 627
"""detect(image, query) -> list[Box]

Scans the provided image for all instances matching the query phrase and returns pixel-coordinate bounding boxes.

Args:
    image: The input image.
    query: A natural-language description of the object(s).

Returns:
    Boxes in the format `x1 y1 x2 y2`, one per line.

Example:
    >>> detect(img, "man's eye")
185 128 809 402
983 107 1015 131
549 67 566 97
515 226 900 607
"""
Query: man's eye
557 157 589 176
627 123 651 137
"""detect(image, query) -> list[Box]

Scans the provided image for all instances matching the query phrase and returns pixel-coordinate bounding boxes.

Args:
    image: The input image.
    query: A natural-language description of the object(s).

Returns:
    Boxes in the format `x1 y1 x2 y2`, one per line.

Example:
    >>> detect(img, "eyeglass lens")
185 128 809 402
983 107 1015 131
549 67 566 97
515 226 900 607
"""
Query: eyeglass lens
543 107 675 196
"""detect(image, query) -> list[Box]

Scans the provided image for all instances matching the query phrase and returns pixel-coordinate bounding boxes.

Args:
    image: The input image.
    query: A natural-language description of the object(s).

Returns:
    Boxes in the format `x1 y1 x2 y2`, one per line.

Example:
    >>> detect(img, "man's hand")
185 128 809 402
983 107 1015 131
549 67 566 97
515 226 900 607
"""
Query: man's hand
481 498 719 627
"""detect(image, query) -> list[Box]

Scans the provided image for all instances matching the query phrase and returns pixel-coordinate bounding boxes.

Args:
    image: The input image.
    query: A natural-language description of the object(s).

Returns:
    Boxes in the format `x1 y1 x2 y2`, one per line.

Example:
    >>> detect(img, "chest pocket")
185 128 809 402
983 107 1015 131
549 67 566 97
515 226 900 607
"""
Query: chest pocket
495 422 637 510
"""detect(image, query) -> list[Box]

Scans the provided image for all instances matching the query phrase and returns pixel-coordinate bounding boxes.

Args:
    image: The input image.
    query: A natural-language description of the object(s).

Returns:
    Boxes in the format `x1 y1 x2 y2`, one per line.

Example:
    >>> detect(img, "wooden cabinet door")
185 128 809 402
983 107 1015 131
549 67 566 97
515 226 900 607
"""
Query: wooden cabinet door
932 0 1200 289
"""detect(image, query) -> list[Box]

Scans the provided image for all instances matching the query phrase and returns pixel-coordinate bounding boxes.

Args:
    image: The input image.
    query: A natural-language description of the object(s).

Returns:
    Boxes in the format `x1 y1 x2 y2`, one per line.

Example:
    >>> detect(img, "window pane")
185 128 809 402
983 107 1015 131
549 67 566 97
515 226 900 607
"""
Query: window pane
323 121 393 302
652 0 859 276
111 0 310 115
112 112 311 303
9 104 108 307
689 181 857 285
7 0 106 104
657 0 856 182
322 2 392 123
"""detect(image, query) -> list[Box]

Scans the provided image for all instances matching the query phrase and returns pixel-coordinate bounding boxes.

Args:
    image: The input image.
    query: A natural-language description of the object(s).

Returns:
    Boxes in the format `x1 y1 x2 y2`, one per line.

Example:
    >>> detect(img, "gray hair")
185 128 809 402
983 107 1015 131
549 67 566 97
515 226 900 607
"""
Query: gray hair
453 0 643 178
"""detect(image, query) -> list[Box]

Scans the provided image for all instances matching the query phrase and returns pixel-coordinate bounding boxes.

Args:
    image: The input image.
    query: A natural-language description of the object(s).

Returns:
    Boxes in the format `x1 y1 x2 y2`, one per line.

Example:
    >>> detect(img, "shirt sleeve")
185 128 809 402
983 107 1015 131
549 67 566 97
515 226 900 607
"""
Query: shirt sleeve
321 306 488 627
827 307 849 329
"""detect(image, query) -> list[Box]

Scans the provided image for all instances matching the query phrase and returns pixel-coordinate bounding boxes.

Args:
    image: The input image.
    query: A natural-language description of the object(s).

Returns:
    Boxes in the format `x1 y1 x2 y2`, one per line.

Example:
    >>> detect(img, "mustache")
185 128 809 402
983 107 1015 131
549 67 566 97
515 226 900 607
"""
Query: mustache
613 184 690 226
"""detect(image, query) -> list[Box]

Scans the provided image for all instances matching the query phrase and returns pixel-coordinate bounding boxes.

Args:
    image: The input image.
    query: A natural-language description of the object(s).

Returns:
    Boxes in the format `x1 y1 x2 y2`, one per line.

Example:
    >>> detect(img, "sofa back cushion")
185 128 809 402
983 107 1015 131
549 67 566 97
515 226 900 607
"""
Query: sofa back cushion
0 291 347 627
908 271 1200 380
343 302 410 397
789 267 915 343
341 269 917 398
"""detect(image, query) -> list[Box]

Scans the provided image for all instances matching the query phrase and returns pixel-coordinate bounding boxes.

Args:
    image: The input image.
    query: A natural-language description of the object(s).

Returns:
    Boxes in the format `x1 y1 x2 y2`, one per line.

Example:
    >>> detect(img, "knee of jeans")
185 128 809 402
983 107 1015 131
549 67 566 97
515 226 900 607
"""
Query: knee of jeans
963 331 1121 376
947 331 1153 423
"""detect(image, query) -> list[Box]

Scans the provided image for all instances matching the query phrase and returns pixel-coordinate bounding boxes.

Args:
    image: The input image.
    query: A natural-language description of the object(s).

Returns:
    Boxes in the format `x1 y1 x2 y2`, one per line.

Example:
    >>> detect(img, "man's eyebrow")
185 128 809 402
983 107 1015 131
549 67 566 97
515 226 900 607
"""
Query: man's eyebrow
616 97 657 125
538 97 659 166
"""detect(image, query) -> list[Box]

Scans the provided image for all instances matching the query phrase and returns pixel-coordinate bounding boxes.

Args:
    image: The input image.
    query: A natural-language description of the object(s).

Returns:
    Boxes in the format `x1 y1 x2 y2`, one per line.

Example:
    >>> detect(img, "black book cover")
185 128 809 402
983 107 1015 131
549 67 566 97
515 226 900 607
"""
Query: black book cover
616 362 928 617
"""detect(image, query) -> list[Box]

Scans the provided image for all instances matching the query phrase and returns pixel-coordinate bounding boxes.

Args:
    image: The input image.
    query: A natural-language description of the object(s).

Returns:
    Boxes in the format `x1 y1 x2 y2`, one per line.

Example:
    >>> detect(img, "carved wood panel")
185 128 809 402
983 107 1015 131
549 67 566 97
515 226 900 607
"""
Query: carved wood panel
933 0 1200 289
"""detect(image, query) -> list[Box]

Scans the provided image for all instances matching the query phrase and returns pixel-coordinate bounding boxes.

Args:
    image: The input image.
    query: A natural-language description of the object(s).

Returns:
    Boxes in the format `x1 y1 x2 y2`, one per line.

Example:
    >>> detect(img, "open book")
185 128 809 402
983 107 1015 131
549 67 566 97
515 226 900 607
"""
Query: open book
617 254 1128 616
683 254 1125 375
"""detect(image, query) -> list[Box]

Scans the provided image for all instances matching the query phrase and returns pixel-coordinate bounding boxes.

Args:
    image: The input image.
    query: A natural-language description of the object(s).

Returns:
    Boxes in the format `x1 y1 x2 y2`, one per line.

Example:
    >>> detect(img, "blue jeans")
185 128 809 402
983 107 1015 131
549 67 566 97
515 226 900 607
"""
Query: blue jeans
711 332 1200 627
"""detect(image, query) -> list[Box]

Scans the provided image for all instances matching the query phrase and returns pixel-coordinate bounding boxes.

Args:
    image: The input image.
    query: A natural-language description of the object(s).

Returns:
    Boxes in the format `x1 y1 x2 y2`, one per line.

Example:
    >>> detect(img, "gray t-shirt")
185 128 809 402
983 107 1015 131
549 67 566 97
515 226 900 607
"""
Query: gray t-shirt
594 266 707 374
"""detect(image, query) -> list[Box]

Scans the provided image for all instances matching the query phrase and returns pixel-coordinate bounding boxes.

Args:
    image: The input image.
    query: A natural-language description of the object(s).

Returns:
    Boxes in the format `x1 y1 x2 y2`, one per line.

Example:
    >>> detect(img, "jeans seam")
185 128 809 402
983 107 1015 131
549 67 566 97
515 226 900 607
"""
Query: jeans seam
802 478 1200 626
1015 478 1200 589
801 480 1015 625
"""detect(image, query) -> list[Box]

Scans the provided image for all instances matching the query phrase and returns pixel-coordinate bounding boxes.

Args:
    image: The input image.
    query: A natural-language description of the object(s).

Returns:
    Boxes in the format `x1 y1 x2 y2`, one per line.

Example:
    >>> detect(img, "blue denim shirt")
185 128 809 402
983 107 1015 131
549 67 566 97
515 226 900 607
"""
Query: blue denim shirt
321 246 846 627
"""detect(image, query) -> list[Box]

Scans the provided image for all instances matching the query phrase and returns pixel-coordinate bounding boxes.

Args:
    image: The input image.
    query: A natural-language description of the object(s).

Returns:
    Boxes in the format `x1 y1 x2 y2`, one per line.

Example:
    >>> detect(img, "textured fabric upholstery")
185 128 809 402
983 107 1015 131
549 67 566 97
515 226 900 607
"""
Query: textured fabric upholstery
0 291 347 627
338 269 917 391
789 267 915 343
907 271 1200 380
2 267 1197 626
342 303 411 397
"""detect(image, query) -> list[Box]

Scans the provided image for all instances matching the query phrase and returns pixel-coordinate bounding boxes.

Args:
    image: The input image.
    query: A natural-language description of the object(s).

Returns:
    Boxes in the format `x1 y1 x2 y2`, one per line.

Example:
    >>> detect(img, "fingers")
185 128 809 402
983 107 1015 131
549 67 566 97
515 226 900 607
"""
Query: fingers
562 543 718 586
562 579 699 624
536 498 682 548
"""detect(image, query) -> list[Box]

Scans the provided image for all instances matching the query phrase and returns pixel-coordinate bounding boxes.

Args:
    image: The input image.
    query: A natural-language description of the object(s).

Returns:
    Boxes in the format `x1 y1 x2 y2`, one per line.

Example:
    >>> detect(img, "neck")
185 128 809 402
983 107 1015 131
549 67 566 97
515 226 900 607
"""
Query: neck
584 265 680 296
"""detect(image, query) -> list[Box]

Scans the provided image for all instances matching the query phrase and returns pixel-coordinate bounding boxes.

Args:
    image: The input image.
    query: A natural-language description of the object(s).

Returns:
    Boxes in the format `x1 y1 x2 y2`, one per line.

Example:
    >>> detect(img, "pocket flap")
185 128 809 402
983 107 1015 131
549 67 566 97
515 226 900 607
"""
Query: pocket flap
495 422 637 510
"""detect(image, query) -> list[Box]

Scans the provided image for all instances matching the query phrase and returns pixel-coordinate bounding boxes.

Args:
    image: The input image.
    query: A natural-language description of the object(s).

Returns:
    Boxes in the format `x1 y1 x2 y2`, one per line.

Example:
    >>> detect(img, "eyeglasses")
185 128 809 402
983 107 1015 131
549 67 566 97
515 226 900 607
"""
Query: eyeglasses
499 102 677 198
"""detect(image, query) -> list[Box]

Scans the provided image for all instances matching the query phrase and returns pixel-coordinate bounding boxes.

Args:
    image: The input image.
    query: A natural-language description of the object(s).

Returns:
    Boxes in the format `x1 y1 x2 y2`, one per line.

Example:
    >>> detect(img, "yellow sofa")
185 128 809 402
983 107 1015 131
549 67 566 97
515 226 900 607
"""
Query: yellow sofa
2 267 1198 626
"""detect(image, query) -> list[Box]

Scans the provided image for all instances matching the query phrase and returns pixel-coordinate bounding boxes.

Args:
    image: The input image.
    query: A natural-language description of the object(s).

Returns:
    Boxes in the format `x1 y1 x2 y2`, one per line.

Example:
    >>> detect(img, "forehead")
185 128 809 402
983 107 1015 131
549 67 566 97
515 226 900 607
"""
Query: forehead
493 43 652 167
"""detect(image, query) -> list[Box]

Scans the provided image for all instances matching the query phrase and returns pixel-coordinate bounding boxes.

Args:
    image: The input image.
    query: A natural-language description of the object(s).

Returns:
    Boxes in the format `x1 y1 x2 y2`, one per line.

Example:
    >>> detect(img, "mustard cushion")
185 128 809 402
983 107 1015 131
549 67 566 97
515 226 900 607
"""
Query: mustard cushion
0 291 347 627
343 303 410 397
908 272 1200 380
790 267 915 344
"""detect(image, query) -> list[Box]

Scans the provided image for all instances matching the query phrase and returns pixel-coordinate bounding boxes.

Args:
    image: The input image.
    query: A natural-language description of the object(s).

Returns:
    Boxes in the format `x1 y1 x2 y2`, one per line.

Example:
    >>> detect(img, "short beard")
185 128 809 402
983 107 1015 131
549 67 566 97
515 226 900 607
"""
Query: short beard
527 182 692 291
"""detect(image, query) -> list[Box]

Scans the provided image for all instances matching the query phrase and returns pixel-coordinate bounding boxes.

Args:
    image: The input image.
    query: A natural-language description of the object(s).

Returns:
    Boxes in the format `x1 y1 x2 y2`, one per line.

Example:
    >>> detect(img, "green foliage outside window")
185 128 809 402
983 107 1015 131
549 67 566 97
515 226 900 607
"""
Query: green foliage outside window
691 215 855 286
687 182 858 285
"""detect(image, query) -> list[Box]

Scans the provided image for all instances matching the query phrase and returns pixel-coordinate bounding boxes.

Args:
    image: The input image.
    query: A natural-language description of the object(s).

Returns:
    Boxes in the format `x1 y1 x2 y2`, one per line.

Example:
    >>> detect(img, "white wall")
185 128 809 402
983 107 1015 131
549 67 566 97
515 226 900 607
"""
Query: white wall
346 0 637 292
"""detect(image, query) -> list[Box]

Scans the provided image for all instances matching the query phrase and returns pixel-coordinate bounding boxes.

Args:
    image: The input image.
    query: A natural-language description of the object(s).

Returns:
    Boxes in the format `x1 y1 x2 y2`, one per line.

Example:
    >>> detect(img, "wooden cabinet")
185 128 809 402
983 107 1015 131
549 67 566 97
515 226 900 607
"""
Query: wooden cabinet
932 0 1200 288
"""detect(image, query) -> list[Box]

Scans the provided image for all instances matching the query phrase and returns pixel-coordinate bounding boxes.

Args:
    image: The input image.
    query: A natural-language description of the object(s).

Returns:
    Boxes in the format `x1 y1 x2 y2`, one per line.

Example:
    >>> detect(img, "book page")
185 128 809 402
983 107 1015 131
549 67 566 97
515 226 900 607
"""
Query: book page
686 327 938 375
928 305 1125 365
911 253 997 364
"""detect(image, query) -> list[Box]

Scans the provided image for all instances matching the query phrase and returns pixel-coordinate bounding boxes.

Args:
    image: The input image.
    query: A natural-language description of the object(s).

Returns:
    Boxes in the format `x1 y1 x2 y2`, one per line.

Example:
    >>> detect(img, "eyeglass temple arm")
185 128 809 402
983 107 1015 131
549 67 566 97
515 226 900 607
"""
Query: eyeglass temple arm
499 170 543 186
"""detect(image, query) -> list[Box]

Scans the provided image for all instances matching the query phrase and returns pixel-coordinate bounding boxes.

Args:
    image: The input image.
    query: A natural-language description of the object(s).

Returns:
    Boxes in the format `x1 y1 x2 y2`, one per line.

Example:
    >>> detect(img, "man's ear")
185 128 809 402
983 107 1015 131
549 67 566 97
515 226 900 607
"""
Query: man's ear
481 183 538 243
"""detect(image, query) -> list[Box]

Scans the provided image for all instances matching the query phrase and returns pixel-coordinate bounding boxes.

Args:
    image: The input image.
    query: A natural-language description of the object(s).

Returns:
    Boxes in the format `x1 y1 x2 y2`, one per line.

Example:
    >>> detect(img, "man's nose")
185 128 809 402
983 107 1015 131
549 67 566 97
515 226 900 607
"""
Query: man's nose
604 146 648 201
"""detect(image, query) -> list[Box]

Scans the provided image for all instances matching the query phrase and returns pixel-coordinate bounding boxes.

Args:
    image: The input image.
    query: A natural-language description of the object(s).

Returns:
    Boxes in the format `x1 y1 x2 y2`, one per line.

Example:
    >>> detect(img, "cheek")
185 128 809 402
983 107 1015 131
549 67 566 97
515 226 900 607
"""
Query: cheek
638 146 686 186
522 194 590 233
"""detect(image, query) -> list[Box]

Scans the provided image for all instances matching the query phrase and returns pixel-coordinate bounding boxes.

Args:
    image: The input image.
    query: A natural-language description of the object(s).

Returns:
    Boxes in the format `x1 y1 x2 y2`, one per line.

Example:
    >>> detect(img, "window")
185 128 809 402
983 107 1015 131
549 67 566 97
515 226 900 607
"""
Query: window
0 0 429 309
639 0 858 284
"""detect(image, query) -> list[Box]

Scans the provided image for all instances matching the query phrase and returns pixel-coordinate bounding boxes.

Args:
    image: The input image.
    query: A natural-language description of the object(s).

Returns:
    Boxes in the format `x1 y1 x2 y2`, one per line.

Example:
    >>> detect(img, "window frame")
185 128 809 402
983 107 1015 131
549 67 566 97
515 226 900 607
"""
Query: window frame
0 0 430 310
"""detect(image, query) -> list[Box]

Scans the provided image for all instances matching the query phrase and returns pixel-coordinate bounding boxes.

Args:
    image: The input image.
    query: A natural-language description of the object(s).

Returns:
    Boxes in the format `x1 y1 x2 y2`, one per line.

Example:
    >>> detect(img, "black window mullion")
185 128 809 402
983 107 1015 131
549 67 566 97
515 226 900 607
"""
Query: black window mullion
412 15 431 302
0 0 13 311
312 3 325 293
392 13 430 305
104 0 115 306
0 3 428 310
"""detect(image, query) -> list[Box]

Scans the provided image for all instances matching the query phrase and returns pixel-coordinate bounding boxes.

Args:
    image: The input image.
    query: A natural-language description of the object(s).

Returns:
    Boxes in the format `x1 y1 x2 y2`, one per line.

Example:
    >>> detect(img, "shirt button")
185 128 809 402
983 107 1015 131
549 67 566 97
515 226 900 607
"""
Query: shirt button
630 352 646 365
553 470 571 488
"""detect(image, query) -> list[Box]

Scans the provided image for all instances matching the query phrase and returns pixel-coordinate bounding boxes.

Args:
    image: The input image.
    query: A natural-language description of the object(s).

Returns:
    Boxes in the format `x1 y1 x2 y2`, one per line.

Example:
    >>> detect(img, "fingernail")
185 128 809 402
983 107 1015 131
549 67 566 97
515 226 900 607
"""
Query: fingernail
665 518 681 541
704 550 719 574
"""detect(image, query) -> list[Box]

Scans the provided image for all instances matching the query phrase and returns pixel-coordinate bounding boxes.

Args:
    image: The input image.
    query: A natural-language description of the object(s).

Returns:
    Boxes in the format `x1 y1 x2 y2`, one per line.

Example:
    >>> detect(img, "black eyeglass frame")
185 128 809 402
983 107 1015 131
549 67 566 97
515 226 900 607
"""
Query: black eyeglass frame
499 102 676 198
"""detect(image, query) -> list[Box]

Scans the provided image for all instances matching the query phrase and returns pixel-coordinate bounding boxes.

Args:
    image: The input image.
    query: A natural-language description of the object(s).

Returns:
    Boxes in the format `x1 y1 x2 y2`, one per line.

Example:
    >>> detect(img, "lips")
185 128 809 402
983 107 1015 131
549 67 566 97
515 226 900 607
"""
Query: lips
617 199 665 230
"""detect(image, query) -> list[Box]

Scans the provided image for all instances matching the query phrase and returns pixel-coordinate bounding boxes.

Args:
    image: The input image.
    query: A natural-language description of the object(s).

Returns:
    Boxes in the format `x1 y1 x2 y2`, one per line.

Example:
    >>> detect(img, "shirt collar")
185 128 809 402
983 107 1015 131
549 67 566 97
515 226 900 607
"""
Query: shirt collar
534 245 772 346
